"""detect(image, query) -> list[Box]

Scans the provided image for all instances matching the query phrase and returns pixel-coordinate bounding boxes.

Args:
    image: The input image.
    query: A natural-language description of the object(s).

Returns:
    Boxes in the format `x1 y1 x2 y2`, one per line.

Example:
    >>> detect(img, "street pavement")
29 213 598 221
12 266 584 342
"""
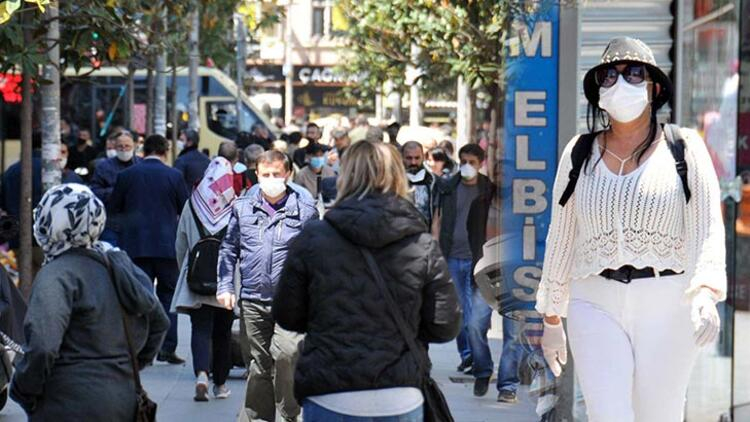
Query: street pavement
1 314 539 421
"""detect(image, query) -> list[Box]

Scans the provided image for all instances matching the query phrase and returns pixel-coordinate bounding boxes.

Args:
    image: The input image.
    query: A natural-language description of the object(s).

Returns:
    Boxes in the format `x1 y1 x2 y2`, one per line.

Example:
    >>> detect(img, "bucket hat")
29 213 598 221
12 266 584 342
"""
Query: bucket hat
583 37 673 111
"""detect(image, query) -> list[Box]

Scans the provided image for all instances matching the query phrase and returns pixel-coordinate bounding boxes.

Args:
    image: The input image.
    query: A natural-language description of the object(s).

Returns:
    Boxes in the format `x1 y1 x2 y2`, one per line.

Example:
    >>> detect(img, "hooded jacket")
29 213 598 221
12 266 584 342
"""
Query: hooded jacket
273 194 461 400
10 248 169 421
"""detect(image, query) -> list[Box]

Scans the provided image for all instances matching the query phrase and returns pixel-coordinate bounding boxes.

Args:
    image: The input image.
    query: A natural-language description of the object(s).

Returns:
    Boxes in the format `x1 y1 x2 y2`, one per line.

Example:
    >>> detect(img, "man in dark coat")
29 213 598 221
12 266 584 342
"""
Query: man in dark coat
434 143 496 397
109 134 189 364
89 129 141 245
174 129 210 192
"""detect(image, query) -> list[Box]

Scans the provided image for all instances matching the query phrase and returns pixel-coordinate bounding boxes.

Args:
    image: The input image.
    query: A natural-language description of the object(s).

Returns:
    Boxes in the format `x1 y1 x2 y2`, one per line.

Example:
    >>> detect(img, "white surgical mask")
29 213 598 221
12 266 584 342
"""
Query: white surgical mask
460 163 478 180
59 158 67 170
406 169 426 183
106 149 117 159
117 150 134 162
176 140 185 152
259 177 287 198
598 74 649 123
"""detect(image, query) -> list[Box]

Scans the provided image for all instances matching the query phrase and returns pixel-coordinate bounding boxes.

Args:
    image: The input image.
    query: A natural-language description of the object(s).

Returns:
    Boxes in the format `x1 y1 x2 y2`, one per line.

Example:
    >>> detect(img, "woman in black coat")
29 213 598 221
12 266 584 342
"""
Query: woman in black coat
273 141 462 421
10 183 169 421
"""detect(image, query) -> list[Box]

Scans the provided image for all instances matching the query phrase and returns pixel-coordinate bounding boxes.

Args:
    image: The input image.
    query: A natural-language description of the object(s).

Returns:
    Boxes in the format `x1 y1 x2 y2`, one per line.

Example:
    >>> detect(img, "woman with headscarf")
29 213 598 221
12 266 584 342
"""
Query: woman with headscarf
171 157 237 402
9 184 169 421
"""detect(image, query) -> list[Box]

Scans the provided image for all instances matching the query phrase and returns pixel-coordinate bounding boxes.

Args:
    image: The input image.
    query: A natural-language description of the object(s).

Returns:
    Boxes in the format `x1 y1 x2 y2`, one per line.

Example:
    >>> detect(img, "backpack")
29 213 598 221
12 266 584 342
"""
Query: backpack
558 123 691 207
186 202 228 295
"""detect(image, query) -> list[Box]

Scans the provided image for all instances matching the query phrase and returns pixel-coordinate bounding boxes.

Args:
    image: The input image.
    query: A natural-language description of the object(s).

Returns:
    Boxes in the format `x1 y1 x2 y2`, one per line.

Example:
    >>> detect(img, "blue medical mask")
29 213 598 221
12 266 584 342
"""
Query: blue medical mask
310 156 326 170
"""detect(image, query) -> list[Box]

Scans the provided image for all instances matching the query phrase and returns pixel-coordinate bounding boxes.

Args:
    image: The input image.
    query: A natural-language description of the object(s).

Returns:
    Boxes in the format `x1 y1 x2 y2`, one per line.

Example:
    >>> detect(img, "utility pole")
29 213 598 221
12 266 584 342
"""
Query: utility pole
456 76 473 152
407 44 423 127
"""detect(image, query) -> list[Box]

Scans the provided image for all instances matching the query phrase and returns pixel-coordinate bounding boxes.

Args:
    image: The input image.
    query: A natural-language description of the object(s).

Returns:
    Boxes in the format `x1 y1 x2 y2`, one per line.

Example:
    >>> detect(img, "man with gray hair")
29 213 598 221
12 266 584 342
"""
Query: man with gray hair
327 127 350 174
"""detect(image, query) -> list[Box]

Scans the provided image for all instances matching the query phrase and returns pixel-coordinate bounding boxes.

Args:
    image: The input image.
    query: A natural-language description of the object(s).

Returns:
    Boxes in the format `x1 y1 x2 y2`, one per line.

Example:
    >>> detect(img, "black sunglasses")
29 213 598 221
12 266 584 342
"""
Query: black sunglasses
595 64 647 88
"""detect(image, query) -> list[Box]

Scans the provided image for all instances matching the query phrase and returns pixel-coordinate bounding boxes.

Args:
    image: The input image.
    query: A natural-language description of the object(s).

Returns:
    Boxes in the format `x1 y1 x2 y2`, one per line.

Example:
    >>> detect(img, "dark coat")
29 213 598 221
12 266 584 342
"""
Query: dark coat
108 158 190 259
0 152 42 249
174 147 210 192
273 194 462 400
435 173 494 259
89 156 141 205
10 249 169 421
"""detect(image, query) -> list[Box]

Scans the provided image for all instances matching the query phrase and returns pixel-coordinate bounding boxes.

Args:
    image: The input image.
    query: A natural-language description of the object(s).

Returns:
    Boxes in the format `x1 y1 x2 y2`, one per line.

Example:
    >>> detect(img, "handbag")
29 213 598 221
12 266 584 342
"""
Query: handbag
359 247 454 422
102 253 158 422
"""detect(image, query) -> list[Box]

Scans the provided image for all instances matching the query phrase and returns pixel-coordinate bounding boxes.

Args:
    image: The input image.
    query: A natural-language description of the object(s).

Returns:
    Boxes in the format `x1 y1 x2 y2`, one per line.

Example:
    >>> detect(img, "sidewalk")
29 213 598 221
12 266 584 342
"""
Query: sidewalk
1 315 540 421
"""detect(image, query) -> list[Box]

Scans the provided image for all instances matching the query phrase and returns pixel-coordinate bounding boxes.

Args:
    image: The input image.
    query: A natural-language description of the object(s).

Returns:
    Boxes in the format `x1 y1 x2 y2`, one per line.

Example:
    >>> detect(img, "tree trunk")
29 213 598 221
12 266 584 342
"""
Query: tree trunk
146 64 155 135
188 3 200 130
487 80 502 185
235 13 247 131
456 76 473 153
18 18 34 299
154 52 168 136
126 62 135 130
41 0 61 192
408 44 422 127
171 55 179 162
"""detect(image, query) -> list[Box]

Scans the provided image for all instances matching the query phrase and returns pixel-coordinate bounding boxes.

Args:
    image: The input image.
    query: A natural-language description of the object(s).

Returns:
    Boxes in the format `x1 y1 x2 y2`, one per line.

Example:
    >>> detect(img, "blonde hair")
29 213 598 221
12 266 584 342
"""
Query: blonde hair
335 141 410 204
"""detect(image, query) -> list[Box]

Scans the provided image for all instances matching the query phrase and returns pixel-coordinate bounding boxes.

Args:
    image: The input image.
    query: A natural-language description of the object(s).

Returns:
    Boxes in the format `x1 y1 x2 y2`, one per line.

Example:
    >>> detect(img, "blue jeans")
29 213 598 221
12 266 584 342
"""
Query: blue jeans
303 401 423 422
467 284 493 378
447 258 473 362
497 317 522 393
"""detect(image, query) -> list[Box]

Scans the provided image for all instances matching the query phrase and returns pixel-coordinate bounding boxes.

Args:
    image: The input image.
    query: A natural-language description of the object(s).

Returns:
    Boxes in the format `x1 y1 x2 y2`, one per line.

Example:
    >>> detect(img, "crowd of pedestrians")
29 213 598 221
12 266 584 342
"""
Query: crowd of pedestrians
0 108 518 422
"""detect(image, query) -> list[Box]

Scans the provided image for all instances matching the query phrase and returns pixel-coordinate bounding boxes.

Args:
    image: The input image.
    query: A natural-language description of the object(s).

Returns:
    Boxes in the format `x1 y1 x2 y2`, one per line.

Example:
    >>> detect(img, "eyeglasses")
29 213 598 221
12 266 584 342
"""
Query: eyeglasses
595 64 647 88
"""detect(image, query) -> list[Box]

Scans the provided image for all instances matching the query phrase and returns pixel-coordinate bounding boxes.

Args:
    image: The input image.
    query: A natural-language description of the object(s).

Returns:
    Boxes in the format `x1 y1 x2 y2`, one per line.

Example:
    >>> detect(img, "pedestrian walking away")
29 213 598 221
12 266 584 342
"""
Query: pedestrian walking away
10 183 169 421
108 134 190 365
433 143 496 396
174 129 211 193
536 37 726 422
273 140 462 422
216 150 318 422
172 156 239 402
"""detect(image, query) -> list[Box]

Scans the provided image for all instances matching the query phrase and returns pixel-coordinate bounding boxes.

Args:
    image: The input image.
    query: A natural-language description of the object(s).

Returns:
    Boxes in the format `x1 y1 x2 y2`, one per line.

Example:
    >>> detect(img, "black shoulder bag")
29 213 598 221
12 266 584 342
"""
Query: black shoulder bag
359 248 454 422
102 253 158 422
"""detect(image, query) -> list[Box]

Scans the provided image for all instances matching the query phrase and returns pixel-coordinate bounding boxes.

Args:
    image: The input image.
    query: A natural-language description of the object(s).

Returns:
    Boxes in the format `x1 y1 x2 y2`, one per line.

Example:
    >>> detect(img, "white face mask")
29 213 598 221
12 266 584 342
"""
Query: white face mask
176 140 185 152
258 176 287 198
406 169 426 183
598 74 649 123
106 149 117 159
460 163 478 180
59 158 67 170
116 150 134 162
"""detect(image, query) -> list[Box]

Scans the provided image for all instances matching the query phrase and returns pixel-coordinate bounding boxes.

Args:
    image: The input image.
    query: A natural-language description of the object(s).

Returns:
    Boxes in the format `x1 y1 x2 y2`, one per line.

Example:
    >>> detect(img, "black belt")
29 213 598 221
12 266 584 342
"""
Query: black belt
599 265 683 284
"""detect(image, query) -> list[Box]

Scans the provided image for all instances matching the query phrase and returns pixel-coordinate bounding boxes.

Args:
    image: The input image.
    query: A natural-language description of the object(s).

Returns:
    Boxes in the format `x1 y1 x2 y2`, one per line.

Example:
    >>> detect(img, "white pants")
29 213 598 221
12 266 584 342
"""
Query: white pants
567 273 700 422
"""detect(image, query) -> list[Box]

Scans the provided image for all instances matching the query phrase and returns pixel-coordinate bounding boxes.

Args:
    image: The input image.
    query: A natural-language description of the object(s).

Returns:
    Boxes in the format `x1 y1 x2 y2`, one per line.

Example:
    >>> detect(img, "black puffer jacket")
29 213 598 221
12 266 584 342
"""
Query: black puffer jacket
273 193 461 400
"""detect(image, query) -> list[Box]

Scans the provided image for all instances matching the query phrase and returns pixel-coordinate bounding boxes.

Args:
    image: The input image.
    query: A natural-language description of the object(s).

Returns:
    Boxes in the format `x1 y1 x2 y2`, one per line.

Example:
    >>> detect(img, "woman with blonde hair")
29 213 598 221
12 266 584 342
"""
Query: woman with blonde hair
273 141 461 421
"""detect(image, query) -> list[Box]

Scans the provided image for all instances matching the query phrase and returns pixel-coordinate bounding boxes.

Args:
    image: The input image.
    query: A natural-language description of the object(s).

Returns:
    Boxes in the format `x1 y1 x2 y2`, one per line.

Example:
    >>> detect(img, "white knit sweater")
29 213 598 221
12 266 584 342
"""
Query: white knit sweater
536 128 727 317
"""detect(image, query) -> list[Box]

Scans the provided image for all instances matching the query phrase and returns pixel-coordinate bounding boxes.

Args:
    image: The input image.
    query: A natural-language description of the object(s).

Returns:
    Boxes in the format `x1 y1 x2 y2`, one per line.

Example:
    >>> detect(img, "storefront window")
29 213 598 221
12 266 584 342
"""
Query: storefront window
680 0 741 420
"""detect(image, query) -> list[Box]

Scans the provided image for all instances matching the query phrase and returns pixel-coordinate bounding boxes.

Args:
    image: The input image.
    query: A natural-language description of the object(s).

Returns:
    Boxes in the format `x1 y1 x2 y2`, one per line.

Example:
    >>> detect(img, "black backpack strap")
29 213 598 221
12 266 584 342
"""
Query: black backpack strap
558 132 599 207
189 201 210 238
663 124 691 204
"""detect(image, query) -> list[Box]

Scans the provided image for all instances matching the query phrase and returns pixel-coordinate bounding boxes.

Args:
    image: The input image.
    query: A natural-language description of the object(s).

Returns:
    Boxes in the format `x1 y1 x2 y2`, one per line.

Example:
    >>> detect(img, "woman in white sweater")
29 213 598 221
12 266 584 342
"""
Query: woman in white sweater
537 37 726 422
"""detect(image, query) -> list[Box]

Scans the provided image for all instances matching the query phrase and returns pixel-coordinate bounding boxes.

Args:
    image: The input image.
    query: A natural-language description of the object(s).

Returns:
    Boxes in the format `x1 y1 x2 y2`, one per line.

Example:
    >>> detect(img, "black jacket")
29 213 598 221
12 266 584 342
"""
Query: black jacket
273 193 461 400
435 173 495 260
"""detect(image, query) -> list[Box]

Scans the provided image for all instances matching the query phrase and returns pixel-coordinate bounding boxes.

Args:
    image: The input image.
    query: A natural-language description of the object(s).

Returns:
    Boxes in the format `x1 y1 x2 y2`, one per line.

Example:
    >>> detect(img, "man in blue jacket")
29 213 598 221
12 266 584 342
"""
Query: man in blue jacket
216 150 318 422
174 129 210 192
89 129 141 245
109 134 189 364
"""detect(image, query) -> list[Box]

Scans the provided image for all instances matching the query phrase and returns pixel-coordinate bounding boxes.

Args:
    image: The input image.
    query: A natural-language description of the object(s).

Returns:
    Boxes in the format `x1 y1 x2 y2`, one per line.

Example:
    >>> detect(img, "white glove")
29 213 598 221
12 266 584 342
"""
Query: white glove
691 288 720 347
216 292 236 311
541 320 567 377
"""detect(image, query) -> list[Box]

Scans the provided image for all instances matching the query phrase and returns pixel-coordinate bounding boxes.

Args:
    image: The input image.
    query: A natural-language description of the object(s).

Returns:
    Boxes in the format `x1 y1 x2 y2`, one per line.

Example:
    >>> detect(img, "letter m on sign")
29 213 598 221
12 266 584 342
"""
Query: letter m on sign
508 22 552 58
